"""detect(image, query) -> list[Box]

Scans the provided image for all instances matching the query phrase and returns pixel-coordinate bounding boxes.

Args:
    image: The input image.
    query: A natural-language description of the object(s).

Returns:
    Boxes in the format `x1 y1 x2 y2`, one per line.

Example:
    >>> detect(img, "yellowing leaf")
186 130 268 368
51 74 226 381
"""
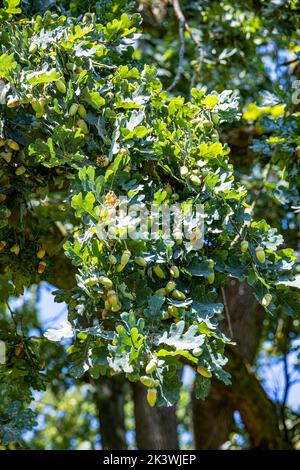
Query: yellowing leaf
243 103 265 120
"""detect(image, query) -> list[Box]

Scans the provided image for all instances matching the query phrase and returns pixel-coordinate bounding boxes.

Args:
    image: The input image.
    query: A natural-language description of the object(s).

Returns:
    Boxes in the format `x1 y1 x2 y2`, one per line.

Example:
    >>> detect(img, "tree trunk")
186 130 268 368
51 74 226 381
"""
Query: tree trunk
94 377 127 450
192 280 264 449
192 279 292 449
223 348 291 450
132 382 179 450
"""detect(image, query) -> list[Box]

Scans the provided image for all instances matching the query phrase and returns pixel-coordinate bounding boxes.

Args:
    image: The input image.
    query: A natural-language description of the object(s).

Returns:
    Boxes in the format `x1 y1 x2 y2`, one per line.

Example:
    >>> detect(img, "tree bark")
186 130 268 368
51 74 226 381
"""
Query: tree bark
223 348 291 450
192 279 292 449
132 382 179 450
192 280 264 449
94 377 127 450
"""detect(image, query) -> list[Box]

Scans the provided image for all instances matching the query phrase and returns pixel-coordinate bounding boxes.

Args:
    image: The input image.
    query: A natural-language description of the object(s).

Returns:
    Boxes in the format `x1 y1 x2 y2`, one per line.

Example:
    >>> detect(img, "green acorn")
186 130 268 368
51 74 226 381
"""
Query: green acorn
153 264 166 279
7 96 20 108
170 266 180 278
155 288 167 296
99 276 113 288
135 256 147 268
207 271 215 284
262 293 272 307
166 281 176 293
241 240 249 253
29 42 38 54
168 305 179 317
180 165 189 177
256 246 266 263
145 359 157 374
78 104 87 119
77 119 89 134
189 174 201 186
193 347 203 357
107 290 119 307
108 254 117 265
116 262 125 272
69 103 79 116
211 113 220 126
55 79 66 94
147 388 157 407
15 165 26 176
121 249 131 266
140 376 157 388
171 289 186 300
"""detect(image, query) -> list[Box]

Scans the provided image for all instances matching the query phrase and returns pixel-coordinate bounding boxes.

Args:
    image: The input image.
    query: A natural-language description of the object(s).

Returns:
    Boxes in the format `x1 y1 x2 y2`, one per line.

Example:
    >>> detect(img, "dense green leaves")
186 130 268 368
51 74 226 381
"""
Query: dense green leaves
0 0 299 448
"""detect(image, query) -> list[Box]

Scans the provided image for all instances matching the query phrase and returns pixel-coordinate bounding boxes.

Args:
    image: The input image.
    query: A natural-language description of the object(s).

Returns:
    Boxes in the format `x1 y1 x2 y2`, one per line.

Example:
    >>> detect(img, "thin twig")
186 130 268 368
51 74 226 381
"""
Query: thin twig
221 286 233 338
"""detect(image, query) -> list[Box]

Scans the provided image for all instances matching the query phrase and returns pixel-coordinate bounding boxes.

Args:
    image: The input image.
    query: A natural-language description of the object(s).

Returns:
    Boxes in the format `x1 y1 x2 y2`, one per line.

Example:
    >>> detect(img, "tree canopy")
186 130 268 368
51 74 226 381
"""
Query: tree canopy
0 0 299 450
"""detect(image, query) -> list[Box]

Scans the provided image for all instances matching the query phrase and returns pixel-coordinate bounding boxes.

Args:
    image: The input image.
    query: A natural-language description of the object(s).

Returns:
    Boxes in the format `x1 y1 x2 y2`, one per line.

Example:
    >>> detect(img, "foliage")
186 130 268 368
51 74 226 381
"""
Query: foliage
0 0 299 448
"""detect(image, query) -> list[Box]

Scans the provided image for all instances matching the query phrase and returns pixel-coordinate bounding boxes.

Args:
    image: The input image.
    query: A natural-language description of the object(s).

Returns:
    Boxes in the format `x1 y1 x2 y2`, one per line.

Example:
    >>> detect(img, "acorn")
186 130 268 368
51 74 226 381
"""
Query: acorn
155 288 167 296
193 347 203 357
190 174 201 186
211 113 220 126
77 119 89 134
171 289 186 300
180 165 189 177
7 139 19 151
153 264 166 279
120 249 131 266
107 290 119 307
295 146 300 158
10 244 20 255
78 104 87 119
166 281 176 293
7 96 20 108
202 119 213 128
0 194 6 203
83 13 92 22
165 183 172 194
197 366 212 378
15 343 24 358
207 271 215 284
262 293 272 307
256 246 266 264
241 240 249 253
37 261 46 274
55 79 66 94
140 375 156 387
170 265 179 278
37 248 46 259
99 276 113 288
101 309 109 320
168 305 179 317
145 359 157 374
0 241 7 250
135 256 147 268
29 42 38 54
111 302 122 312
15 165 26 176
116 262 125 272
147 388 157 407
69 103 79 116
108 254 117 265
